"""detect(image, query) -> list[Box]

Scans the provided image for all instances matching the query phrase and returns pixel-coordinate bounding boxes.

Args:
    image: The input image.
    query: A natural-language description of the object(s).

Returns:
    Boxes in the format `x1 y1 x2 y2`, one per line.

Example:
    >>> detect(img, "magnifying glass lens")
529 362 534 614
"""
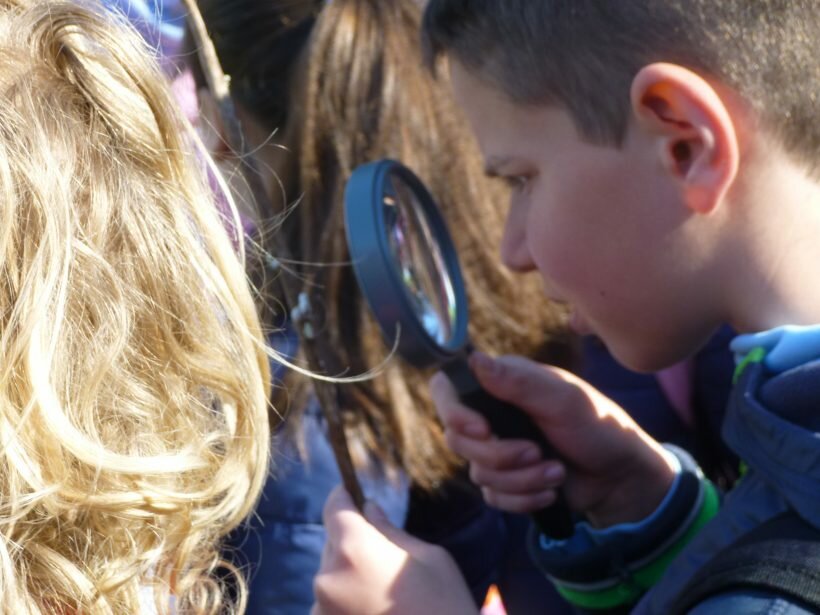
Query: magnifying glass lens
383 172 457 346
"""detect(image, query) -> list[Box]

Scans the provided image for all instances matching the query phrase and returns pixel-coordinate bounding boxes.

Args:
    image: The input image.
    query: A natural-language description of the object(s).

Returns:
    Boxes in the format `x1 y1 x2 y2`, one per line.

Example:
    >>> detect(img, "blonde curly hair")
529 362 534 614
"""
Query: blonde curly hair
0 1 270 612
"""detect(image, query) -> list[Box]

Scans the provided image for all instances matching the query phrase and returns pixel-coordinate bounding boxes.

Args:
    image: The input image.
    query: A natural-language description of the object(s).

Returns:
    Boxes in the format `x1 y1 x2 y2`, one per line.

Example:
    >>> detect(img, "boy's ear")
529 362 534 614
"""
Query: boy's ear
630 63 739 214
196 88 232 160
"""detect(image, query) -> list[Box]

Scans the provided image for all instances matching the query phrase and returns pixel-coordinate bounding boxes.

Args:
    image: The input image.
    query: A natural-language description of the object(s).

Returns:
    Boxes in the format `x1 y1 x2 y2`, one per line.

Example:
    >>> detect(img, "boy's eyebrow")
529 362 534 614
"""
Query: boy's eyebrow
483 156 513 177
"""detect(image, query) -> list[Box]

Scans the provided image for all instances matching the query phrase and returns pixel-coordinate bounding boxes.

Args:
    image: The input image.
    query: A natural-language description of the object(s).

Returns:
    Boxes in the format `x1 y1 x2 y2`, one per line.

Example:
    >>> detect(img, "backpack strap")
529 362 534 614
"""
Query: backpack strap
670 511 820 614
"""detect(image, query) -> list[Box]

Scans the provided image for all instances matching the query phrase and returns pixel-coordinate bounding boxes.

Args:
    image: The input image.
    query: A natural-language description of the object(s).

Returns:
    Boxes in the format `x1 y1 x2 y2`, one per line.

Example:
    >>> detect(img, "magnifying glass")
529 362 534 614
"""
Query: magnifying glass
344 159 574 539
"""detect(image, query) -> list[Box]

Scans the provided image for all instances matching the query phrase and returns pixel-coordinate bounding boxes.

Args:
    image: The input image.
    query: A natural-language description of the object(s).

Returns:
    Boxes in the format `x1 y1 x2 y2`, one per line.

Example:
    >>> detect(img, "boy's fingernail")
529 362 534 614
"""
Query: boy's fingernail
470 352 496 376
519 446 541 464
464 422 486 438
544 464 565 482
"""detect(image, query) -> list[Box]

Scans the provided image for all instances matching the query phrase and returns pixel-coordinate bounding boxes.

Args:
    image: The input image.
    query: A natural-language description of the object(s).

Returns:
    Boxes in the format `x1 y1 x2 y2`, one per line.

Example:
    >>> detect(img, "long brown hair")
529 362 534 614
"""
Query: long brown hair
192 0 569 488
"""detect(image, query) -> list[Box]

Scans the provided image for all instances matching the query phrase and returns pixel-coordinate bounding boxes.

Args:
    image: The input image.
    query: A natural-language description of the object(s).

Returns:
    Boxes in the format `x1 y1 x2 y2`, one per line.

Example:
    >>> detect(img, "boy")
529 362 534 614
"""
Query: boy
312 2 820 614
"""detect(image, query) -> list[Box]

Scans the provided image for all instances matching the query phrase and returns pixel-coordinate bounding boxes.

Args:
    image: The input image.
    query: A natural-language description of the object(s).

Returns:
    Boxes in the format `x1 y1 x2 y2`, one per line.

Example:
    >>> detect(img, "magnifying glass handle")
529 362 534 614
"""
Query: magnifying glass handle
442 356 575 540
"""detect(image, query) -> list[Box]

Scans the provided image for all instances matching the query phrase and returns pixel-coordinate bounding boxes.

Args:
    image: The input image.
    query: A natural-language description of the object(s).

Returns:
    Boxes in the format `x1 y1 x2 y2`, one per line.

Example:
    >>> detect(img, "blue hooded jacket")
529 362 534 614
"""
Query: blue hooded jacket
639 326 820 614
530 326 820 615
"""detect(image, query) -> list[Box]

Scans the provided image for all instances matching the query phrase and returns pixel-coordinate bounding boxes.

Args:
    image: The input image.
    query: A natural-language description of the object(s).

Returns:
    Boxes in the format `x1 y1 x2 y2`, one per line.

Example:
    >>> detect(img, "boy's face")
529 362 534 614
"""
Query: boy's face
450 62 721 372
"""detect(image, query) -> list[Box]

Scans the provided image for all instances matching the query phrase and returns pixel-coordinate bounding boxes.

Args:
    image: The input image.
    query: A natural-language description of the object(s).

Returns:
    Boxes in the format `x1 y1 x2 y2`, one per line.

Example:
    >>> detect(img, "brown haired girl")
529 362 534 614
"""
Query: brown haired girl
187 0 568 611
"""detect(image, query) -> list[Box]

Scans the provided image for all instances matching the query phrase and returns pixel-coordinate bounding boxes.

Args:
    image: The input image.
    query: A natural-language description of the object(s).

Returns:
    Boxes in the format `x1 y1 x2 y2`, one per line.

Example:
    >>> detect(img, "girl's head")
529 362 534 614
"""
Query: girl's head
0 1 269 612
192 0 568 487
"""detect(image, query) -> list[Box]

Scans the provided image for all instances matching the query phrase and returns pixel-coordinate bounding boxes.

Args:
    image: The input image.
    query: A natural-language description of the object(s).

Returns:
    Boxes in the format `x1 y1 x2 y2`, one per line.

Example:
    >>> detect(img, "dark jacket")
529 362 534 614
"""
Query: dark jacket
408 328 736 615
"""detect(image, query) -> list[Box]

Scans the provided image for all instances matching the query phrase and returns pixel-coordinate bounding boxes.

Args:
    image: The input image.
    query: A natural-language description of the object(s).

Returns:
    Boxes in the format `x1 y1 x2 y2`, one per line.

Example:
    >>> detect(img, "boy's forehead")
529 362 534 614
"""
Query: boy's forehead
448 60 510 120
449 60 567 165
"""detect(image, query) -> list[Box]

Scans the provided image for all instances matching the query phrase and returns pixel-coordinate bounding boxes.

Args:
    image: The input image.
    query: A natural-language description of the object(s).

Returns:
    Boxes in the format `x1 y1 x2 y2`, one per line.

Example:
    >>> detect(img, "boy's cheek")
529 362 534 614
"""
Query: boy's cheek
531 245 595 300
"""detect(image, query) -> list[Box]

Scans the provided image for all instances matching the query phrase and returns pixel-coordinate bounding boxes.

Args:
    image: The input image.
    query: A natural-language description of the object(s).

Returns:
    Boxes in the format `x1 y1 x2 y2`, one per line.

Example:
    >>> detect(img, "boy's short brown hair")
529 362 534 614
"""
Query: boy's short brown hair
423 1 820 169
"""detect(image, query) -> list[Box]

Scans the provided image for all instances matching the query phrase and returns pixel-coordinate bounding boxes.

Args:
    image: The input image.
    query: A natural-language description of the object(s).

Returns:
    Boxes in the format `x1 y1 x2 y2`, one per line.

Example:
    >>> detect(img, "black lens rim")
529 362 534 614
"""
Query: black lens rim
343 159 469 368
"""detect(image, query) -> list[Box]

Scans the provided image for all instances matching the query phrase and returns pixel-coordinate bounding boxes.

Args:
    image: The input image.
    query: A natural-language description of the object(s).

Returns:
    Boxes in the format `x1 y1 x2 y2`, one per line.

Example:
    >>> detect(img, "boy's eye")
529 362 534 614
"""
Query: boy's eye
502 175 530 191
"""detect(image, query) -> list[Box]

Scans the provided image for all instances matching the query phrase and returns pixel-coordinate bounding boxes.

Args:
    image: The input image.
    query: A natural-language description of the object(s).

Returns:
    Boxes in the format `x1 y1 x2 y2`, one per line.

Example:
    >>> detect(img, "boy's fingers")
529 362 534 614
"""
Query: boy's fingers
469 352 579 424
481 486 558 514
470 460 565 494
445 431 543 470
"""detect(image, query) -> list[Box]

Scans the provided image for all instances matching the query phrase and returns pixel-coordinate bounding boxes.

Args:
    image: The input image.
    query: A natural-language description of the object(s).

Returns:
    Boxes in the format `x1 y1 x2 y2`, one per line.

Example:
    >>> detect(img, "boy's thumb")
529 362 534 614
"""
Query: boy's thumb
468 352 572 423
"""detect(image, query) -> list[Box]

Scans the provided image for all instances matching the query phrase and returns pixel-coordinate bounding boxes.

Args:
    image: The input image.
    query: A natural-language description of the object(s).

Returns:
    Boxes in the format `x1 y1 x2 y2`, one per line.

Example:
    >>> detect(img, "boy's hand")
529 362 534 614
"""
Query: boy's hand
312 486 478 615
431 353 676 528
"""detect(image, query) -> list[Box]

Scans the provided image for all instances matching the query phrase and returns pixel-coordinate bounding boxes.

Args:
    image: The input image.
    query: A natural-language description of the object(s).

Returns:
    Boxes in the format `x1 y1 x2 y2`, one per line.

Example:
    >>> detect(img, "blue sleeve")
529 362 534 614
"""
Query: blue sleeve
225 406 338 615
494 513 576 615
227 401 408 615
527 446 720 613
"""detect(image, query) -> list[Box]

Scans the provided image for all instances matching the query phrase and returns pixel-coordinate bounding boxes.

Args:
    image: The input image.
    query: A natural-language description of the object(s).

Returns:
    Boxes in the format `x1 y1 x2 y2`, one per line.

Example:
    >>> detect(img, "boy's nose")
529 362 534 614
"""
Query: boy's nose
500 204 535 272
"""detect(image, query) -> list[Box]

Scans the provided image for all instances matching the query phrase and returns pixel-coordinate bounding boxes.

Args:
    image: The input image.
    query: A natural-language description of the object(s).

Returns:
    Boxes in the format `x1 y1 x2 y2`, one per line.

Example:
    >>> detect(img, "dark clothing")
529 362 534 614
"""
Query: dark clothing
233 329 737 614
408 328 736 615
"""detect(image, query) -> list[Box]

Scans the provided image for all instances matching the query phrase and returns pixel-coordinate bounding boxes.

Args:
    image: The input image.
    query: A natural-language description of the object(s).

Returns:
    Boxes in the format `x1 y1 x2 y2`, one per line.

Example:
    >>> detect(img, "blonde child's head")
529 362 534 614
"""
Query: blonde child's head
0 1 270 612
